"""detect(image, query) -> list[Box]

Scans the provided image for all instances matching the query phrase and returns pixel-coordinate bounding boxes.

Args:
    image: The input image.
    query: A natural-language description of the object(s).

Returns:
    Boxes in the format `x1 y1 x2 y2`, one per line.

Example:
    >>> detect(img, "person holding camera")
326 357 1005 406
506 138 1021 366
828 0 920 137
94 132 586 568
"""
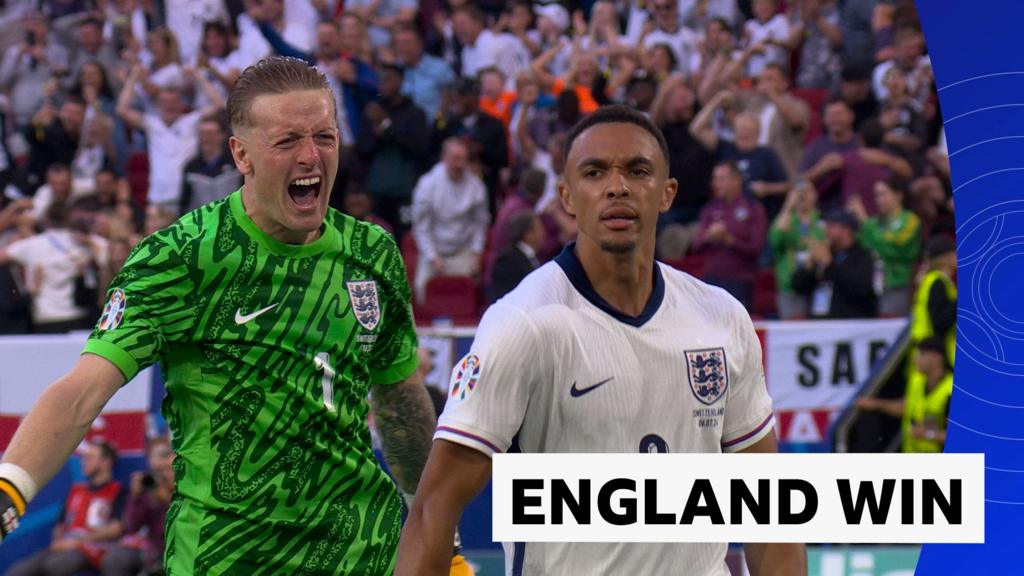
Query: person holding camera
101 437 175 576
769 179 824 319
790 208 879 319
0 10 71 130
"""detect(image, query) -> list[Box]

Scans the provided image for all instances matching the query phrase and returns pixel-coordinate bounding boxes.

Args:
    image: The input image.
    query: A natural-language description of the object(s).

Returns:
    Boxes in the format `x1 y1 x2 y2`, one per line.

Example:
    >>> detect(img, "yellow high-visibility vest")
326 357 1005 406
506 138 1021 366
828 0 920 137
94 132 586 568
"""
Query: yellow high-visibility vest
902 371 953 453
911 270 957 366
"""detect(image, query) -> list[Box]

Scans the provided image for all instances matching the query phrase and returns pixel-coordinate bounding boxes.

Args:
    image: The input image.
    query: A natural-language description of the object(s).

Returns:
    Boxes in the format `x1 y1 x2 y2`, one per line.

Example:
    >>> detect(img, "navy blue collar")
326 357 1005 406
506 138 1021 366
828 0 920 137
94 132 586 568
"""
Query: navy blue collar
554 242 665 327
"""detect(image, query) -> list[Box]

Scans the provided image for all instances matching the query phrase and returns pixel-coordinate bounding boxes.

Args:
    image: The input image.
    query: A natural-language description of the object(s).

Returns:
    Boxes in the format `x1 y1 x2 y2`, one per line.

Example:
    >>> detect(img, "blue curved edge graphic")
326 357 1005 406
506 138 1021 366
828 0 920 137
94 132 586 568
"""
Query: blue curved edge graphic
917 2 1024 574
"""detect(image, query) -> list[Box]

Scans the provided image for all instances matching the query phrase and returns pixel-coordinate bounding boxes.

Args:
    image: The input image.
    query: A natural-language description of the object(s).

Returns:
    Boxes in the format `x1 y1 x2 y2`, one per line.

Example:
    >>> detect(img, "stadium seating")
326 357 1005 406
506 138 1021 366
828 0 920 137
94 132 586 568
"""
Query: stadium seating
125 152 150 209
792 88 829 145
416 276 482 324
664 254 706 278
752 267 779 319
401 233 419 287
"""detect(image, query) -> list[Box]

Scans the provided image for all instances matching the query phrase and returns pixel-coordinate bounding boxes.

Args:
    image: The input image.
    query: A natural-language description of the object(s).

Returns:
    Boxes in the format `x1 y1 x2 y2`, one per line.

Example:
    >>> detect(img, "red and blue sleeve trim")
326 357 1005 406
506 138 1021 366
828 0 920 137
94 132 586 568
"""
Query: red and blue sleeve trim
436 426 503 454
722 413 774 449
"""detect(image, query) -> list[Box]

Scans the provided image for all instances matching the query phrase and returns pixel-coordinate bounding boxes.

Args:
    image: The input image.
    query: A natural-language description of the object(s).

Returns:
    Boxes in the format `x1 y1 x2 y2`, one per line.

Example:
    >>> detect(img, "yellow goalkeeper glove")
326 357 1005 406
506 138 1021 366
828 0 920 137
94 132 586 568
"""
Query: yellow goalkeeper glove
450 553 475 576
0 464 37 544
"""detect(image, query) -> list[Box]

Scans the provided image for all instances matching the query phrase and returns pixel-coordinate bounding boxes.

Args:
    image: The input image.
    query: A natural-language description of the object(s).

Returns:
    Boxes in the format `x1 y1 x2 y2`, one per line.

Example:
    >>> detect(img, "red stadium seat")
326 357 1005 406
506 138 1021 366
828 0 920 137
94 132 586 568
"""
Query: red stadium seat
792 88 829 145
125 152 149 209
418 276 481 324
664 254 706 278
400 233 418 287
752 267 778 319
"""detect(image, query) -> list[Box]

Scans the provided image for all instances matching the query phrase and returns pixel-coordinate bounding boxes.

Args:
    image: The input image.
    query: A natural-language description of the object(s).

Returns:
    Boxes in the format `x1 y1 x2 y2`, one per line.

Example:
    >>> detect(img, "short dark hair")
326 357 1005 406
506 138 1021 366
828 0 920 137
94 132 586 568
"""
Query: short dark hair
521 167 547 200
146 435 171 458
203 21 230 38
650 43 678 71
708 16 732 33
453 4 485 23
80 16 102 29
883 175 907 197
859 117 884 148
46 199 70 227
824 96 852 112
453 77 480 96
894 26 922 45
91 439 118 466
926 234 956 259
392 24 421 39
763 62 790 79
62 94 86 109
564 104 670 167
823 208 860 232
200 110 230 132
46 162 71 177
506 209 537 244
227 56 334 132
379 62 405 78
917 336 949 369
477 65 505 83
841 64 871 82
714 159 743 179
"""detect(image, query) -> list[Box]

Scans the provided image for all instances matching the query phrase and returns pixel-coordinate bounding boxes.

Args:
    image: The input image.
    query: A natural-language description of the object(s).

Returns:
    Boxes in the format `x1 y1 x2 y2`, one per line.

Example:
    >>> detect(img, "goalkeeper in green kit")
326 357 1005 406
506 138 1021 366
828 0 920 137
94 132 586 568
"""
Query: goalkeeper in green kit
0 57 468 575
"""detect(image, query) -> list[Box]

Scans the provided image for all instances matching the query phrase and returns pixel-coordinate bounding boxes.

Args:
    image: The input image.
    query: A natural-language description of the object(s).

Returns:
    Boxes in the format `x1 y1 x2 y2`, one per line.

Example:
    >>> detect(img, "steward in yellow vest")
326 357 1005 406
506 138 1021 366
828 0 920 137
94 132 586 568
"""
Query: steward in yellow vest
855 338 953 453
901 338 953 453
911 236 957 366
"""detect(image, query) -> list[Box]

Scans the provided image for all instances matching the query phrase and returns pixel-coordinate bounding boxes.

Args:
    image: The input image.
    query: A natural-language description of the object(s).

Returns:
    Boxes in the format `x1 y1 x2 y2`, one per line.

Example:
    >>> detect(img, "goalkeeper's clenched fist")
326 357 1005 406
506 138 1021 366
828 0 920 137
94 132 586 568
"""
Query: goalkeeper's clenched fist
0 473 30 542
0 463 38 543
0 485 24 541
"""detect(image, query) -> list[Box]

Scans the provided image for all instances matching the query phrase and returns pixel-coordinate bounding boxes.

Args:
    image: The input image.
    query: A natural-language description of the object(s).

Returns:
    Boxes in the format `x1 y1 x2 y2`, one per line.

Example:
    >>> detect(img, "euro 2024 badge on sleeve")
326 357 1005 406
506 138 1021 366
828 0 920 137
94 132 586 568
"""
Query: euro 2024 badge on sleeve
346 281 380 331
450 354 482 402
98 288 127 331
685 347 728 405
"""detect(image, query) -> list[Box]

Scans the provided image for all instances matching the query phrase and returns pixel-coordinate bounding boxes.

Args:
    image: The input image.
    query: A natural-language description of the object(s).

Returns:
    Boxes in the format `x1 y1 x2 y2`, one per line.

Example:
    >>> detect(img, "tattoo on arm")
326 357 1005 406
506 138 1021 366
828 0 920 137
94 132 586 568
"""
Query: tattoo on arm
372 377 437 495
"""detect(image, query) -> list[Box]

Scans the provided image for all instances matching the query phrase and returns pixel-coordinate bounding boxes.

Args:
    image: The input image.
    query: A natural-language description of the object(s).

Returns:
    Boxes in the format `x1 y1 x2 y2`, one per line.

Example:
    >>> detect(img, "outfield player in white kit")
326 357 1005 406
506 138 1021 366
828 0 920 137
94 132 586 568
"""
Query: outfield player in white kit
395 106 806 575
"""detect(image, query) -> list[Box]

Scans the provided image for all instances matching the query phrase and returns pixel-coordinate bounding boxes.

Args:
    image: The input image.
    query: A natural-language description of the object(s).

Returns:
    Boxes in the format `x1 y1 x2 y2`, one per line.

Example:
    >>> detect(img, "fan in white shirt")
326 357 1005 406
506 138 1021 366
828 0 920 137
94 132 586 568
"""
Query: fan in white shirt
642 0 701 76
193 22 245 109
452 5 530 83
162 0 228 66
871 28 932 106
116 65 225 210
743 0 790 78
396 106 806 576
411 138 490 303
235 0 316 67
0 206 108 330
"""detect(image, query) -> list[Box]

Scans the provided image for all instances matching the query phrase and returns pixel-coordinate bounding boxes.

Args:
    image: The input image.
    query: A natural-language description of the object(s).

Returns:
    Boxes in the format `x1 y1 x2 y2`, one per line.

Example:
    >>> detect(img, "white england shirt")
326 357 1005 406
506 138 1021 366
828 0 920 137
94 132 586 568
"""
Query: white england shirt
436 244 775 576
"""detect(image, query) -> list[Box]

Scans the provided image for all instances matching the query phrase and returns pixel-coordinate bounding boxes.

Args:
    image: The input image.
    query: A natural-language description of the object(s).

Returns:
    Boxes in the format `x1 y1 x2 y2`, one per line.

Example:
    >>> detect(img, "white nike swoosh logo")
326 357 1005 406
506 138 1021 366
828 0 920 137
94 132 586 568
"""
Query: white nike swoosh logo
235 303 279 324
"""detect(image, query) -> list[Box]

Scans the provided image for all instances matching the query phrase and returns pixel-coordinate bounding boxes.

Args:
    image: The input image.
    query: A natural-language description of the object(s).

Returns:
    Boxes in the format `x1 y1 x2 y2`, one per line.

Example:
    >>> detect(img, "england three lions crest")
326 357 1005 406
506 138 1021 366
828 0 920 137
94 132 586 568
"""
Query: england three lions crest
347 281 380 331
685 347 729 405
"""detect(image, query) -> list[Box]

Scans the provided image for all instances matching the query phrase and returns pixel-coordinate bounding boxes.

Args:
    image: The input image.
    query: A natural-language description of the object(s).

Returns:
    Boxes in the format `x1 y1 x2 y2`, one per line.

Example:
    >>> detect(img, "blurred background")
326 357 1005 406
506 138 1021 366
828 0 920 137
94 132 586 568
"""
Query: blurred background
0 0 952 574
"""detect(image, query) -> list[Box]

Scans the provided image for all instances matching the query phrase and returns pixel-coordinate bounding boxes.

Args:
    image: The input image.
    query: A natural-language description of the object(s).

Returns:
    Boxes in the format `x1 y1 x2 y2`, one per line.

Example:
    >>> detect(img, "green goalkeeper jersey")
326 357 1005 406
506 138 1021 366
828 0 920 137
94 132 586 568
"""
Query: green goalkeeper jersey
84 190 418 575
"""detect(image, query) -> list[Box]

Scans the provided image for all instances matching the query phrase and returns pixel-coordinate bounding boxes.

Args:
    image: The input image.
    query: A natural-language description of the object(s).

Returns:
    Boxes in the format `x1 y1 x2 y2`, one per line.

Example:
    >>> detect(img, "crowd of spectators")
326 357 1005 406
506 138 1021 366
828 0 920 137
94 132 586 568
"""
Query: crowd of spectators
6 437 174 576
0 0 954 333
0 5 959 570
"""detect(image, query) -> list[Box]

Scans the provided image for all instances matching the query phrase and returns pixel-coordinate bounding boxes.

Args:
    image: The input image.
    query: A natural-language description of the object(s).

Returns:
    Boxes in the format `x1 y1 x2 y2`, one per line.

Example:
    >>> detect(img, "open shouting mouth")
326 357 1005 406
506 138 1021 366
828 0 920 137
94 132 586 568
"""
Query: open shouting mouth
288 175 322 209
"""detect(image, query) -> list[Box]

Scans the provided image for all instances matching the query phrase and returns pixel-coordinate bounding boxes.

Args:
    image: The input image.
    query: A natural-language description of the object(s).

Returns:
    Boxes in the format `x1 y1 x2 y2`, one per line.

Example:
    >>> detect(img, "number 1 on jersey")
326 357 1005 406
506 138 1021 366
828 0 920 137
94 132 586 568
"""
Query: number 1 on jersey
315 352 336 412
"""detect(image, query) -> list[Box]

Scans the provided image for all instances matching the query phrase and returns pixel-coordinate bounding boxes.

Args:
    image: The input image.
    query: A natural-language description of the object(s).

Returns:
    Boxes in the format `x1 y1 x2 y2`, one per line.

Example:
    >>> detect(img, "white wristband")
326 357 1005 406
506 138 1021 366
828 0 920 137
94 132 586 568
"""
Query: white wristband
0 462 39 503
